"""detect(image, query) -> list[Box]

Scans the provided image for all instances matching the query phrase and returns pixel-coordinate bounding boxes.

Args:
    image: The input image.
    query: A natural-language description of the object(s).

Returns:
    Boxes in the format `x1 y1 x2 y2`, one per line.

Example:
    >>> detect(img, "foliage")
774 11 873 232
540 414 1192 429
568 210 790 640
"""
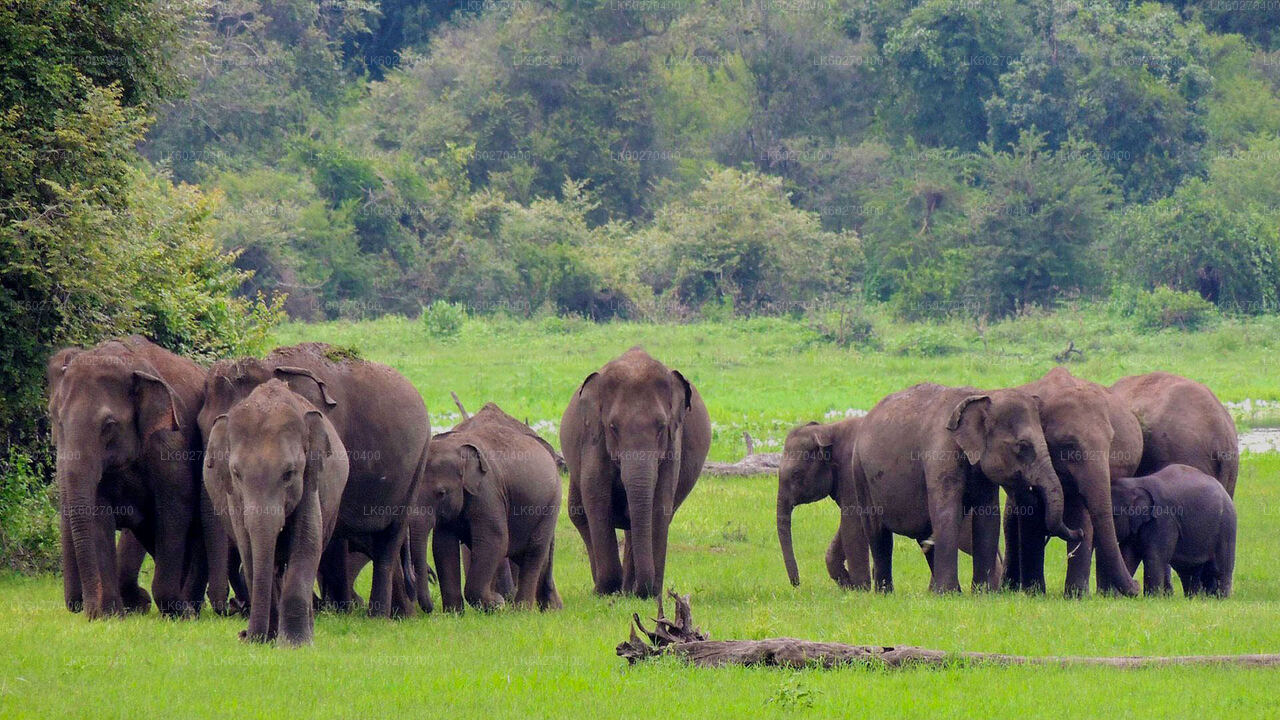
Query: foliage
0 446 59 574
1110 285 1220 331
636 167 862 315
421 300 467 340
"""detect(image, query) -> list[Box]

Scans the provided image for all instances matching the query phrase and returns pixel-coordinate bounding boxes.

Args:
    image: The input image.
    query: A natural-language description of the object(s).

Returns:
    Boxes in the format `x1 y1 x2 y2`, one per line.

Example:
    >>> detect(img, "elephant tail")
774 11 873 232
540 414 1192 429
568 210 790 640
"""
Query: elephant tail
401 527 417 601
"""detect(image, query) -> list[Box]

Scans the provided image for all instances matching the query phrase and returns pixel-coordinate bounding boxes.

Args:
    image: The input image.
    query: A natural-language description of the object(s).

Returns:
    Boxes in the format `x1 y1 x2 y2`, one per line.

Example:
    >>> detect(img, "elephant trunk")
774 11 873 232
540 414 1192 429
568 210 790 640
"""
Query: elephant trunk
58 451 113 619
245 511 281 641
776 492 801 587
1030 455 1079 543
621 453 659 599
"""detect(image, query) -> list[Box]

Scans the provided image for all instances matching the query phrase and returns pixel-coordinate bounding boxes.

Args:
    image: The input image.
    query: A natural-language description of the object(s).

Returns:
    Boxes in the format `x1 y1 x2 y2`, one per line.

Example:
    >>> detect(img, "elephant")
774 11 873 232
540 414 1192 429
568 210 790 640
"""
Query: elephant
47 336 216 619
1109 372 1238 496
423 403 562 611
561 347 711 598
198 342 430 618
777 418 1003 589
203 380 349 644
777 418 864 588
847 384 1081 593
1003 368 1144 597
1111 464 1236 597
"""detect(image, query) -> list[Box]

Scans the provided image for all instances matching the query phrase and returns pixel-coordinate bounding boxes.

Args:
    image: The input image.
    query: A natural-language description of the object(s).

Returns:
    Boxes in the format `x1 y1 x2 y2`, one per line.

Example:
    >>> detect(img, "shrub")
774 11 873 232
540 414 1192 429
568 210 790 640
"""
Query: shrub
892 325 963 357
422 300 467 339
1111 286 1219 331
806 302 879 349
0 446 59 574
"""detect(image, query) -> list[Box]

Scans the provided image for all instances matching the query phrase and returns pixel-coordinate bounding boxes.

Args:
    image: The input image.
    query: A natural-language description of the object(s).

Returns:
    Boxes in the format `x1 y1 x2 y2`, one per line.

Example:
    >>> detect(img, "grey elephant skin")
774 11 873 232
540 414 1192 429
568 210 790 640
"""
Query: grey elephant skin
199 343 429 617
1110 372 1238 496
561 347 711 598
1004 368 1144 597
848 384 1080 593
1111 464 1236 597
423 403 562 611
204 380 349 645
47 336 215 619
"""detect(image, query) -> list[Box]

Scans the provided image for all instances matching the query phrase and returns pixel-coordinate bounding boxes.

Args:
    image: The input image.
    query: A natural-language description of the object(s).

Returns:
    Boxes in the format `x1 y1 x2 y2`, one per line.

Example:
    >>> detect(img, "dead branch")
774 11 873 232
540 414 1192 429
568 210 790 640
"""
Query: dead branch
743 431 755 456
617 591 1280 669
702 453 781 476
451 391 469 420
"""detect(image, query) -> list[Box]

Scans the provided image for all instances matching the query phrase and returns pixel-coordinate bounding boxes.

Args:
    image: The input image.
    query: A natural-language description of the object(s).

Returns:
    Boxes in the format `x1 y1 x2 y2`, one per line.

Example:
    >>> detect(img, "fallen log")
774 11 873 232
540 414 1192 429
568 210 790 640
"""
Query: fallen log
702 452 782 477
617 591 1280 669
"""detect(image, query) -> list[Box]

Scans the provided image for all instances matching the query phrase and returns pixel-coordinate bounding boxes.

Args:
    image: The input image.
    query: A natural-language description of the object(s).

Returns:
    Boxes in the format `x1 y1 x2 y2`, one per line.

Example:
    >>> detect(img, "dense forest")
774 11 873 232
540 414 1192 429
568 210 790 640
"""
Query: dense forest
135 0 1280 322
4 0 1280 565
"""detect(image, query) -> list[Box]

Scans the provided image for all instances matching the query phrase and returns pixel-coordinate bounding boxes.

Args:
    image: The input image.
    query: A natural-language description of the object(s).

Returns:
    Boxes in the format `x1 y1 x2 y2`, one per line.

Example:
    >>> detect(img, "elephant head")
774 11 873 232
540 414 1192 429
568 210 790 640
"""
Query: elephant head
421 432 488 525
777 422 839 587
47 342 184 618
1109 476 1154 544
204 380 333 642
199 358 336 444
576 357 692 598
947 390 1080 543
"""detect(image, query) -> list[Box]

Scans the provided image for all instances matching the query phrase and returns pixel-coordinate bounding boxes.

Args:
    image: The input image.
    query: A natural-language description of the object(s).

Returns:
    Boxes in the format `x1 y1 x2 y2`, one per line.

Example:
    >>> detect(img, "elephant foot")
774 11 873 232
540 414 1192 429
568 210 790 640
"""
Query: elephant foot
86 597 127 620
65 598 84 613
539 591 563 611
467 591 505 612
226 597 250 617
121 585 152 614
238 628 276 643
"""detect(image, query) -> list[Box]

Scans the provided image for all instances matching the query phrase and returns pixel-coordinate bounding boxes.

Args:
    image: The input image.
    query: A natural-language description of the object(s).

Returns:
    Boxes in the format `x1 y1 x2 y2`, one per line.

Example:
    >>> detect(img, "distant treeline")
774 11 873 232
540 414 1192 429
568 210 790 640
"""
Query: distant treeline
134 0 1280 321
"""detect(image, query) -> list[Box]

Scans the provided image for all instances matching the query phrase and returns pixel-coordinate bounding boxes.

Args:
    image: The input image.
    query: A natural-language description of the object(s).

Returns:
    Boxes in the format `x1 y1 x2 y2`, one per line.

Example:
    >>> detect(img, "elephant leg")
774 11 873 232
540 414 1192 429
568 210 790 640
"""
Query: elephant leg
824 532 851 588
390 561 415 618
317 538 354 612
463 523 507 611
433 527 464 612
228 544 250 616
1141 546 1171 596
1002 494 1023 591
278 496 322 647
116 530 151 613
1173 562 1203 597
411 517 434 614
60 505 83 612
925 484 963 594
513 540 551 610
200 489 230 615
838 508 871 590
537 536 562 611
969 487 1000 593
1063 494 1093 597
584 484 623 595
149 482 196 618
493 559 516 600
869 528 894 593
567 481 594 578
367 524 409 618
93 516 125 617
1121 541 1141 576
1015 489 1047 593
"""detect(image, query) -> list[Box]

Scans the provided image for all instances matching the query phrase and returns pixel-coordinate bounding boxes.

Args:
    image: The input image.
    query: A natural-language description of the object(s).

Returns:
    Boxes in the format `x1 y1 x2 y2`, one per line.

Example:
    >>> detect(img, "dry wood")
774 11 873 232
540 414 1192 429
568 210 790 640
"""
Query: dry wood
702 452 781 477
450 391 470 420
617 591 1280 670
743 431 755 456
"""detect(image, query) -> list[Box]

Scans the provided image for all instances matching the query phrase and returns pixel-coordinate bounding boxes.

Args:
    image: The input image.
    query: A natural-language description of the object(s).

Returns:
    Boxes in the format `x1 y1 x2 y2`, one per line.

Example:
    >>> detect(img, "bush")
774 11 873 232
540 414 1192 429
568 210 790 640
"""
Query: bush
422 300 468 339
892 325 963 357
1111 286 1219 331
0 446 59 574
806 302 879 349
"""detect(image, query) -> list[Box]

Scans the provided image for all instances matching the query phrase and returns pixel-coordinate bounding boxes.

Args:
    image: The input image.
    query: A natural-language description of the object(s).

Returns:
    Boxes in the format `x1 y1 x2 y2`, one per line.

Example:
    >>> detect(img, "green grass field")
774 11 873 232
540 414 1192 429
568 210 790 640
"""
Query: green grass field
3 311 1279 718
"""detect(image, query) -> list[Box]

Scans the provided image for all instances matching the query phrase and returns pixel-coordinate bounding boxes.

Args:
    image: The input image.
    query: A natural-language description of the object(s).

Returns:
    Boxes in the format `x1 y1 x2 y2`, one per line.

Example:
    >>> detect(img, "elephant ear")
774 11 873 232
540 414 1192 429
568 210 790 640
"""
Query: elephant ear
669 370 694 431
274 366 338 407
576 372 604 442
45 347 82 425
303 410 333 494
460 443 488 495
203 414 233 515
133 368 184 446
947 394 991 466
813 425 836 462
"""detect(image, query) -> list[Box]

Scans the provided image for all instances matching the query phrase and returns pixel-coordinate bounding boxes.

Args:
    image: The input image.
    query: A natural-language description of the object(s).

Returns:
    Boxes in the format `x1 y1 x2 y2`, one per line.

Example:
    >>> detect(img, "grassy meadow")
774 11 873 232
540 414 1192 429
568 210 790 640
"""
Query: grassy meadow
3 307 1279 718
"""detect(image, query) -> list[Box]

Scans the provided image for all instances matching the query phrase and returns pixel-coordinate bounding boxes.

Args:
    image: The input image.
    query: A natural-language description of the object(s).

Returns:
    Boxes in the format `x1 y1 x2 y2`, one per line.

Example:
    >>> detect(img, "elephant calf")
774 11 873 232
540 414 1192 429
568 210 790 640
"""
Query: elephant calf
204 380 349 645
1111 464 1236 598
423 404 562 612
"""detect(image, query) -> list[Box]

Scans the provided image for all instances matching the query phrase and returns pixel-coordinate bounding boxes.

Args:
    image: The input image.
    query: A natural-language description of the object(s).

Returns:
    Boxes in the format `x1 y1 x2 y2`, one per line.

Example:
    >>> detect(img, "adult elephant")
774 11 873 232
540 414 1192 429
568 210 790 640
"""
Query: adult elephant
561 347 711 598
199 343 429 617
1108 371 1238 592
1003 368 1143 597
847 384 1080 593
1110 372 1238 496
777 418 1000 589
47 336 213 618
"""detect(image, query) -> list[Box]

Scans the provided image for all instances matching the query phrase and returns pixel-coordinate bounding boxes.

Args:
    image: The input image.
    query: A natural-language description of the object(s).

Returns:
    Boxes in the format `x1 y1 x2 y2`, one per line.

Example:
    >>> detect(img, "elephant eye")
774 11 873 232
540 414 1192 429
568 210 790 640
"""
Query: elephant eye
1015 440 1035 462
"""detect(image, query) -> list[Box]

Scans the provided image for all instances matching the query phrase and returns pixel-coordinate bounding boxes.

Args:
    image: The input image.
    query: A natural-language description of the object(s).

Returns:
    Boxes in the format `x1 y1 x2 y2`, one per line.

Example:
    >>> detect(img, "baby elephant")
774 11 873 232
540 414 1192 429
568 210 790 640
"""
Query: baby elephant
424 403 562 612
1111 464 1236 597
204 380 349 645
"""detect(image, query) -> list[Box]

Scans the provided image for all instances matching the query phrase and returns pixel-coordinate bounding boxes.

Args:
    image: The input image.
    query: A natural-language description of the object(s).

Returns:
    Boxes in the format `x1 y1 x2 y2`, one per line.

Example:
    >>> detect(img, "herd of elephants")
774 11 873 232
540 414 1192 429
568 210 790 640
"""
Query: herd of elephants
46 335 1239 646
